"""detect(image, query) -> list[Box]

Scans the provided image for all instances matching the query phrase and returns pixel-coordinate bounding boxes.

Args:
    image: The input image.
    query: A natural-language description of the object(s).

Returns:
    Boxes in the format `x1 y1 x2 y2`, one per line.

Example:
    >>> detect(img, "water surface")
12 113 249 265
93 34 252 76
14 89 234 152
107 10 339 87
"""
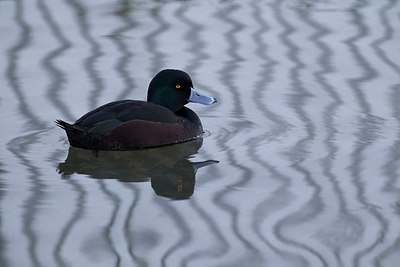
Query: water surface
1 0 400 266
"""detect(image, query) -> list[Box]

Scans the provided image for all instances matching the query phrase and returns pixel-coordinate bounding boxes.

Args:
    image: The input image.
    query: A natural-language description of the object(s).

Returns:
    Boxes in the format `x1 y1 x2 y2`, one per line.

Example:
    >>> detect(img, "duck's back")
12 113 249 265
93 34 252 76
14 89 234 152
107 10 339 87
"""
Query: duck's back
76 100 179 127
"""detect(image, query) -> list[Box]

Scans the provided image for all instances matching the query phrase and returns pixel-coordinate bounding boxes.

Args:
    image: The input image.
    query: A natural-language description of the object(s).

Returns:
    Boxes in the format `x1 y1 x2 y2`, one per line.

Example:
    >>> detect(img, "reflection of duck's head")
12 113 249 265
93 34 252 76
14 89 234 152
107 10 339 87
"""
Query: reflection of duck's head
58 139 218 199
151 159 218 200
56 69 217 150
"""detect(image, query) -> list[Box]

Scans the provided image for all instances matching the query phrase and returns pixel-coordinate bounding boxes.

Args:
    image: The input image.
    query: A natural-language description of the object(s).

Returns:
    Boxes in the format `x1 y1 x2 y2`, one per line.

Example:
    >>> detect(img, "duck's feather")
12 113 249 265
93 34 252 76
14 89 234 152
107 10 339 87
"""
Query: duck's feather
75 100 179 127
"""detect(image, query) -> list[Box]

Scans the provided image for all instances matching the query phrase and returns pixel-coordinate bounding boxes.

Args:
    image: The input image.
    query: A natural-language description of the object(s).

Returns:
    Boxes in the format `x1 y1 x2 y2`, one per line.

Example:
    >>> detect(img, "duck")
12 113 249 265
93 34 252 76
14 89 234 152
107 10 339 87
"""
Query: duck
56 69 217 150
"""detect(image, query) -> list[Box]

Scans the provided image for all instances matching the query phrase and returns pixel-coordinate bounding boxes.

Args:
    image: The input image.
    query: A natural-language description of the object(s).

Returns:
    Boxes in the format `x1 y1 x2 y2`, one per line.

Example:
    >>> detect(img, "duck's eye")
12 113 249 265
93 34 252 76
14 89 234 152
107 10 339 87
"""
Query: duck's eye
176 84 181 89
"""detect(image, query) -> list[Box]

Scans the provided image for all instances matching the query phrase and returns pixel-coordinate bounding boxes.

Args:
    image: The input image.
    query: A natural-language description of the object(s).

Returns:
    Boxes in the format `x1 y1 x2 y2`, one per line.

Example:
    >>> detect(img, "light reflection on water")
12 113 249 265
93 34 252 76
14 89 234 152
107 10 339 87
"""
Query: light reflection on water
0 0 400 266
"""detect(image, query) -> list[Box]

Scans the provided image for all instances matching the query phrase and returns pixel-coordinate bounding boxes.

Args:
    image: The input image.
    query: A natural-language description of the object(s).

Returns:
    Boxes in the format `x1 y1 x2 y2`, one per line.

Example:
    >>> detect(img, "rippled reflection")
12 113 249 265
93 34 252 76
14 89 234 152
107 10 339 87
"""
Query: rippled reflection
1 0 400 266
58 139 218 199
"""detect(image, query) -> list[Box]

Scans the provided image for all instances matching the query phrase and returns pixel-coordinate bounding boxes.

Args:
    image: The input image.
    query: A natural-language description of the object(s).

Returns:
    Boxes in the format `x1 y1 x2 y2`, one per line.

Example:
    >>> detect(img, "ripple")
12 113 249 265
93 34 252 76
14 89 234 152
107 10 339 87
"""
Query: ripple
0 1 399 266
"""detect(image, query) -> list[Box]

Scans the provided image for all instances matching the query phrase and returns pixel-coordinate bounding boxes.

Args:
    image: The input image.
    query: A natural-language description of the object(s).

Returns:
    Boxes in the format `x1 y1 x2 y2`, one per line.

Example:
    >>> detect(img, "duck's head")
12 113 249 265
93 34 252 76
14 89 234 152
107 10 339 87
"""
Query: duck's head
147 69 217 112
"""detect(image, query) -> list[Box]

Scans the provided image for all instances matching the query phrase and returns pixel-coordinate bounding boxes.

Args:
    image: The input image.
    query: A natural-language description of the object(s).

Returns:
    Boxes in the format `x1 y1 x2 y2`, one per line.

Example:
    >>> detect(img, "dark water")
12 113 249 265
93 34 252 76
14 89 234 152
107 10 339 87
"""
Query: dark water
1 0 400 266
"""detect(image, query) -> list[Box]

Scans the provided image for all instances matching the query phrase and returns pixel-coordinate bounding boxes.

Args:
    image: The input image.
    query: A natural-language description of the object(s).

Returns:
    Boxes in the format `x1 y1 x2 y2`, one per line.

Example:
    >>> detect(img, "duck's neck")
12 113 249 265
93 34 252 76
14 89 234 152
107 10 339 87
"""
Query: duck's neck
176 107 202 127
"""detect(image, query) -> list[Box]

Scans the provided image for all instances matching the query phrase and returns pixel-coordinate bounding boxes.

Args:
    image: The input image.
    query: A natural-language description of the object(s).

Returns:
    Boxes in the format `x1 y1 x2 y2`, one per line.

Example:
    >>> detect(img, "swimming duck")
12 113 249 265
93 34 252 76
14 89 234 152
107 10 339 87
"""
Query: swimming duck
56 69 216 150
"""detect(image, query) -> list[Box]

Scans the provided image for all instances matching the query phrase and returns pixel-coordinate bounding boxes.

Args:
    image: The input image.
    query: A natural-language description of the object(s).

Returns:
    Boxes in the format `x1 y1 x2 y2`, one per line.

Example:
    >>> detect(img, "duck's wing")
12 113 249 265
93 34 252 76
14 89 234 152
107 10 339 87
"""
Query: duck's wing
75 100 179 127
75 100 131 125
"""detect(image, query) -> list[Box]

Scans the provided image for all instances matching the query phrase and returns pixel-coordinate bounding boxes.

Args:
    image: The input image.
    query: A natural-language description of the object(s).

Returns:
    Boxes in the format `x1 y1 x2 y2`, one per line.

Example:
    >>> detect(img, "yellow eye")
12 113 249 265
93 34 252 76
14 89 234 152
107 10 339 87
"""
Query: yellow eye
176 84 181 89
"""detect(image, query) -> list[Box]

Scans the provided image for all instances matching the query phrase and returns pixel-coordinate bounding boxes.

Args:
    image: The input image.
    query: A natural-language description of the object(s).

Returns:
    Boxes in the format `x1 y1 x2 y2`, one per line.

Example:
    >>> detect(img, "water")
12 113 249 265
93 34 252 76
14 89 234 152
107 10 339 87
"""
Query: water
1 0 400 266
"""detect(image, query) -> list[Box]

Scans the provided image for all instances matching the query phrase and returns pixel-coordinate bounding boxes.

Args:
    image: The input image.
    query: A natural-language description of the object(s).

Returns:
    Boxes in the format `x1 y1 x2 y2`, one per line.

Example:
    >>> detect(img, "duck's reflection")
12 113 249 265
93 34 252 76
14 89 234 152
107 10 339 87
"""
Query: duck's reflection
58 139 218 199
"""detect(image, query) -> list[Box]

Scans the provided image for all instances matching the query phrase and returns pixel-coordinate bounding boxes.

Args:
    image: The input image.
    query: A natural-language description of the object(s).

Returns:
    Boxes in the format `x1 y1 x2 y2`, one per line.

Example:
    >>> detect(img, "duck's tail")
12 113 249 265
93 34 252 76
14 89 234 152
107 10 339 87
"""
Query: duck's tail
55 119 87 137
55 119 111 150
55 119 71 130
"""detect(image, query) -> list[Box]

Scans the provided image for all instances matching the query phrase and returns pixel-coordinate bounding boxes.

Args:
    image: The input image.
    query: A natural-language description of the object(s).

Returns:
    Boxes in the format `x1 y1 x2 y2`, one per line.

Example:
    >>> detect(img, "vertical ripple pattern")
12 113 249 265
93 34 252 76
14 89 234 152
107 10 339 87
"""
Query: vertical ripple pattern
0 0 399 266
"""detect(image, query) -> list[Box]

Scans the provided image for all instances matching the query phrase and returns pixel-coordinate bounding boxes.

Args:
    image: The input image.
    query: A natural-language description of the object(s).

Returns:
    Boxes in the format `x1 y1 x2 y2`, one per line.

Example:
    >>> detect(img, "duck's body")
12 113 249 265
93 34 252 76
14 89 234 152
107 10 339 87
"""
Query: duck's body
56 69 216 150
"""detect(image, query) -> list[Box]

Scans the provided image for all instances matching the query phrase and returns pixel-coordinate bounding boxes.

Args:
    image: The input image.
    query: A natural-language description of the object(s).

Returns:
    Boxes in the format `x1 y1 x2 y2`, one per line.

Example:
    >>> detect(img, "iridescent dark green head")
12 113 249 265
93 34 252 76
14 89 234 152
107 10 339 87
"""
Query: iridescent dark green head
147 69 216 112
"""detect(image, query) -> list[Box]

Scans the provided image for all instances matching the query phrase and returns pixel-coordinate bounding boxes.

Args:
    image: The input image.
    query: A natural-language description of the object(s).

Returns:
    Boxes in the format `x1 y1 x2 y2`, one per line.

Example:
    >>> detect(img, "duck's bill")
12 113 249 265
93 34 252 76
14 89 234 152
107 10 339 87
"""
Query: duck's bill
189 88 217 105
